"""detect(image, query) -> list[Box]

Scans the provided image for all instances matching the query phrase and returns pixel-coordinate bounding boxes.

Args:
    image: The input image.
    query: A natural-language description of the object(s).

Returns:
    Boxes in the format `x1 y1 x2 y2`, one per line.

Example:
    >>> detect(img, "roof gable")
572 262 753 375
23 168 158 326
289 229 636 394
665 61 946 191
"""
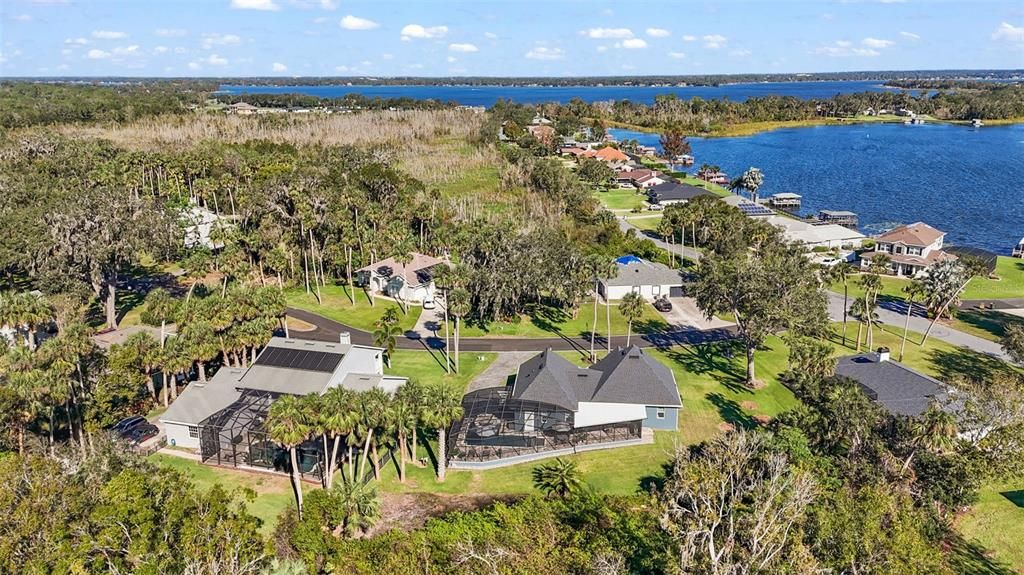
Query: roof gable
591 346 681 406
875 222 945 247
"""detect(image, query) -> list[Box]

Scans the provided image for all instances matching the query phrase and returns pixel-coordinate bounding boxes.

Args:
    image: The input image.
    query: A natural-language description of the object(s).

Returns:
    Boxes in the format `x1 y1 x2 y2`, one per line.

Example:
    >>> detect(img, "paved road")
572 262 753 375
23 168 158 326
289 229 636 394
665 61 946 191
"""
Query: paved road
826 292 1013 362
286 307 736 353
617 216 702 261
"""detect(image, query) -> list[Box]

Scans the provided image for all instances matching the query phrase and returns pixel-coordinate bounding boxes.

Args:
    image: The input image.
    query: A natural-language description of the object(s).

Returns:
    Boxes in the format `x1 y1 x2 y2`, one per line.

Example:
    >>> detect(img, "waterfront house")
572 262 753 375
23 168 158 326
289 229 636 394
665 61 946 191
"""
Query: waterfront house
356 252 446 303
1013 237 1024 258
583 146 630 163
765 216 866 250
646 181 715 206
859 222 956 277
226 102 259 115
448 346 681 467
599 255 684 300
160 336 405 472
722 194 775 218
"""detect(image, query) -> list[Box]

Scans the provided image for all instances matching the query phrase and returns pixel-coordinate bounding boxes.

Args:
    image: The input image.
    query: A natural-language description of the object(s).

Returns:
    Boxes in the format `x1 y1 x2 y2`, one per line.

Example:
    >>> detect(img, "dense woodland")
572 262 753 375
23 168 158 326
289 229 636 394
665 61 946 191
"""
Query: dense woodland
0 84 1022 574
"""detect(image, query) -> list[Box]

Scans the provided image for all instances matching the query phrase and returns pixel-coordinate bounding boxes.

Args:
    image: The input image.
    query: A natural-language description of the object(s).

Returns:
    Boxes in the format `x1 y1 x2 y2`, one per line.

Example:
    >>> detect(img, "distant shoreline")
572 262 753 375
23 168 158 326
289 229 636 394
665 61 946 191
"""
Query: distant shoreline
604 115 1024 138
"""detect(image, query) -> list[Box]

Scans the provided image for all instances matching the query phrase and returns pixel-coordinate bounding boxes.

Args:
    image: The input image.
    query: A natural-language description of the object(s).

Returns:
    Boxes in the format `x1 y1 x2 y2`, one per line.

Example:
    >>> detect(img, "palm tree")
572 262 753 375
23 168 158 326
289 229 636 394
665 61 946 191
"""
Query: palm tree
373 323 402 369
326 480 381 538
16 292 51 351
299 394 330 489
858 273 882 351
423 383 463 482
386 395 418 483
831 263 854 346
618 291 645 346
921 256 988 346
179 319 218 381
267 395 311 518
730 167 765 203
587 255 604 363
901 405 958 473
848 296 877 352
900 280 926 361
602 258 618 353
396 379 427 467
355 388 389 481
123 331 161 401
532 458 583 499
161 336 193 404
141 287 179 402
181 250 212 302
447 287 471 374
321 385 356 486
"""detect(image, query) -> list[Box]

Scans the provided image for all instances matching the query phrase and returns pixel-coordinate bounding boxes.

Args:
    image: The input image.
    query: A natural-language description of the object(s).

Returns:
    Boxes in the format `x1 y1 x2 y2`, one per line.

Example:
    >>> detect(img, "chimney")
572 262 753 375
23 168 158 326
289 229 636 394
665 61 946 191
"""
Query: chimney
339 332 351 345
876 347 890 362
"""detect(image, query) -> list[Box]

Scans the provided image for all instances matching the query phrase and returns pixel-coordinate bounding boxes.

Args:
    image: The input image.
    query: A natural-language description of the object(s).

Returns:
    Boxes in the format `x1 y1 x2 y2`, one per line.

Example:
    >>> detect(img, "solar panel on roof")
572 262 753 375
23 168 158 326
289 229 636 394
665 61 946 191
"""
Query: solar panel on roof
737 203 775 217
256 347 343 373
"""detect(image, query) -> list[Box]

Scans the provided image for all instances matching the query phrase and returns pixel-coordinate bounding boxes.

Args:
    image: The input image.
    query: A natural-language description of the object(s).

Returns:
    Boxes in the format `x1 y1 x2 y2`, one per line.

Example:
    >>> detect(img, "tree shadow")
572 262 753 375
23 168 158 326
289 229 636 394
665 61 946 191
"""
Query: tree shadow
1001 489 1024 508
662 340 749 393
957 310 1024 340
638 460 675 494
707 392 757 430
945 533 1016 575
926 347 1018 382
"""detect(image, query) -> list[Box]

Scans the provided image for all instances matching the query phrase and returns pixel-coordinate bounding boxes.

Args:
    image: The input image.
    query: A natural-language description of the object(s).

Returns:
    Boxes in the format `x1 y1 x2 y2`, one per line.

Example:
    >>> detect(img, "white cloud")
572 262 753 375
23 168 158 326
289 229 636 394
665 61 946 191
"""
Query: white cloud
682 35 696 42
206 54 228 65
616 38 647 49
188 62 201 70
668 51 686 59
0 52 6 64
12 14 32 22
525 46 564 60
583 27 633 39
446 56 457 63
900 31 920 40
862 37 894 48
484 32 498 40
92 30 127 39
202 33 242 48
335 64 350 72
814 41 881 57
702 34 727 49
112 45 140 56
449 43 478 53
646 27 670 38
230 0 280 11
56 64 69 70
992 22 1024 43
381 53 393 59
61 48 72 55
65 37 89 45
156 28 187 38
836 40 852 47
319 0 337 9
596 45 608 52
340 15 379 30
400 24 447 39
87 49 111 59
154 46 169 54
272 62 287 72
730 48 752 57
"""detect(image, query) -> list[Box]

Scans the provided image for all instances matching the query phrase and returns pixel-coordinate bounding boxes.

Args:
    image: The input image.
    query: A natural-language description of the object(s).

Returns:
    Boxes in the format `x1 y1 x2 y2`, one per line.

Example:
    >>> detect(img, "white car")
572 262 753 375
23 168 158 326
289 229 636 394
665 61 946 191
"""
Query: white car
422 298 436 310
819 257 840 267
648 203 664 211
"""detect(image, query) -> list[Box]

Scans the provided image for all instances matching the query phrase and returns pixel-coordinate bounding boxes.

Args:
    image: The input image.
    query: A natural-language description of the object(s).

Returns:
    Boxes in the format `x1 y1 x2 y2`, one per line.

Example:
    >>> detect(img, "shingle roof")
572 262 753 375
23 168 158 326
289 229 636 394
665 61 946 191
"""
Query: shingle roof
647 182 715 203
159 368 244 425
835 353 948 417
603 258 683 287
357 252 445 287
510 347 681 411
875 222 946 247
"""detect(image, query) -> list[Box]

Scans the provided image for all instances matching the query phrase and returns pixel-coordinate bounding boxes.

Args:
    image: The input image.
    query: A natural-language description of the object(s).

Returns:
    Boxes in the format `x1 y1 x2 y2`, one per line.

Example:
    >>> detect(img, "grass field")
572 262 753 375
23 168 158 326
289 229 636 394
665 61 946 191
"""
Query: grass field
625 214 664 232
594 187 647 210
385 349 496 394
962 257 1024 300
955 476 1024 574
457 300 669 339
286 284 419 333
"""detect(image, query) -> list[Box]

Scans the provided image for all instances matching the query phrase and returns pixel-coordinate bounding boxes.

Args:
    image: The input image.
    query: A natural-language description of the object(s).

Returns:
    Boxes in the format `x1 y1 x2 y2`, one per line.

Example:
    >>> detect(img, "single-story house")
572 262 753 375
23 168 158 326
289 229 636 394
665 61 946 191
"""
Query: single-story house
599 255 684 301
722 194 776 218
182 204 227 250
582 147 630 163
510 346 682 431
356 252 445 303
161 336 405 459
765 215 866 250
836 349 949 417
646 181 716 205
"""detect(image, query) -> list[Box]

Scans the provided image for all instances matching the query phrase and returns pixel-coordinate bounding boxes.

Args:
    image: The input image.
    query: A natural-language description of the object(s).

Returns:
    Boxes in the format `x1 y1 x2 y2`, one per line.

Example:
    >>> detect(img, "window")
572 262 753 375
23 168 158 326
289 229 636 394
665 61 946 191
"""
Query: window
188 425 199 439
656 408 666 420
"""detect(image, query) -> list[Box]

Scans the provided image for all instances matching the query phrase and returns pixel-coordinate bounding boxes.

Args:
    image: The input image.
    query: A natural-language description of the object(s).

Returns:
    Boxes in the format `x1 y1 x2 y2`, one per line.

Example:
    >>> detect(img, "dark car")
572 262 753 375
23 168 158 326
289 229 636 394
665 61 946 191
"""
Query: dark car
112 415 147 436
125 423 160 445
653 297 673 312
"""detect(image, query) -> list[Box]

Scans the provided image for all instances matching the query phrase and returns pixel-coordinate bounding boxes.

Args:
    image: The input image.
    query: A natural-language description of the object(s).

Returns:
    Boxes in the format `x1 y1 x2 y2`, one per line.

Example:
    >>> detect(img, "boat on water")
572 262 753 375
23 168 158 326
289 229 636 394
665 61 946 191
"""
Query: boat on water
972 118 985 127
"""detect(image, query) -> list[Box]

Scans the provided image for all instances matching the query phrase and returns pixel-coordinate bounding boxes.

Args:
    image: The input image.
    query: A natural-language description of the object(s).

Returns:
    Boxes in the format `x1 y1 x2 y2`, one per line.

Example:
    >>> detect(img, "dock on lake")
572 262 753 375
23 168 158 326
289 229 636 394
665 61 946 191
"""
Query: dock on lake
818 209 859 229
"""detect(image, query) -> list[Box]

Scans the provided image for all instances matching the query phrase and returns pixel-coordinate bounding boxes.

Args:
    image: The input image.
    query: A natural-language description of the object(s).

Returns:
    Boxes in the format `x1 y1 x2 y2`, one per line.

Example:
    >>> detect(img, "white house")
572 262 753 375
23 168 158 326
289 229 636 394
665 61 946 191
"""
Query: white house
599 256 684 301
182 204 227 250
356 252 445 303
860 222 956 277
765 215 866 251
160 336 406 449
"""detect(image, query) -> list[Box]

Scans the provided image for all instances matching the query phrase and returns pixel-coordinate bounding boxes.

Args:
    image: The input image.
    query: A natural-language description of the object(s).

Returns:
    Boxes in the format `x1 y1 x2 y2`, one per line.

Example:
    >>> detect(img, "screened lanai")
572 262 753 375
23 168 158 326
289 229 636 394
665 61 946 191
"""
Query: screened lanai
448 387 643 464
198 389 323 480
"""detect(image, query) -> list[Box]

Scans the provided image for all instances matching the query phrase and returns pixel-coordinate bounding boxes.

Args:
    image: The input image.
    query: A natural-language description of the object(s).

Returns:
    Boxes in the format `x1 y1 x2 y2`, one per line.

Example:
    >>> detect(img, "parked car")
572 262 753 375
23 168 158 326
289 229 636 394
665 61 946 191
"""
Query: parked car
422 298 436 310
653 297 673 312
111 415 146 436
648 203 664 211
125 423 160 445
819 257 841 267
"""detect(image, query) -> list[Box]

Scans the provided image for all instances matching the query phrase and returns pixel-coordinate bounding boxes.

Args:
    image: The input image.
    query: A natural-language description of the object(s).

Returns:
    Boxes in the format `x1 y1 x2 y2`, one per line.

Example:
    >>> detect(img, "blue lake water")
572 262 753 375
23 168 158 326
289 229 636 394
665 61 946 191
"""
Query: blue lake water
610 124 1024 254
219 80 903 105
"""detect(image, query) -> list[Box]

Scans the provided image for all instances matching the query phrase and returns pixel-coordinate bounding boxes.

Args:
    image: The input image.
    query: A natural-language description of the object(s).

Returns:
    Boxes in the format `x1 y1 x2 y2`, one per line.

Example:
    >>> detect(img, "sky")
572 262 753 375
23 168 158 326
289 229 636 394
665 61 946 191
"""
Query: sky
1 0 1023 77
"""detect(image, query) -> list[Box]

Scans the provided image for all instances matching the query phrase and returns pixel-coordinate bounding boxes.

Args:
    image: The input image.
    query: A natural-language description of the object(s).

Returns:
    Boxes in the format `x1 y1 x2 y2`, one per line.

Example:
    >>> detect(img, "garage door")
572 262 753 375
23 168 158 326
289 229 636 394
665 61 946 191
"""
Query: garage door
669 286 684 297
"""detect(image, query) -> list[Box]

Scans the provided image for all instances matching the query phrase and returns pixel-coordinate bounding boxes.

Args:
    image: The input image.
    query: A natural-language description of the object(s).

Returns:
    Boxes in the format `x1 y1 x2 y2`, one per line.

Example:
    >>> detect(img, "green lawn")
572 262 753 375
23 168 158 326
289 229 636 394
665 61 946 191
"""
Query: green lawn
458 300 669 339
955 476 1024 574
830 273 912 302
962 257 1024 300
952 309 1024 343
594 187 647 210
625 214 664 232
148 453 295 535
286 284 419 333
385 349 496 394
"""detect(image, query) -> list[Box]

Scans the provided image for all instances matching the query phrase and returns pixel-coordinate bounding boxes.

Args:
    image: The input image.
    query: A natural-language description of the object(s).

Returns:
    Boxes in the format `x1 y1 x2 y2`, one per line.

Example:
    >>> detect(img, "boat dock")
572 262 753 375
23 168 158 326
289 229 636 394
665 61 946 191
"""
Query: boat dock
766 193 802 209
818 209 859 229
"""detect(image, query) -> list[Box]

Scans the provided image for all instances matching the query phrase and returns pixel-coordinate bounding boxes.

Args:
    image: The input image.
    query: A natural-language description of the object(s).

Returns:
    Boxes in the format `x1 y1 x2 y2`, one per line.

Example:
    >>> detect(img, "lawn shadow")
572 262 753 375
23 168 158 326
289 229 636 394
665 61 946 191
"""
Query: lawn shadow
663 340 749 394
707 392 757 430
926 347 1018 382
957 309 1024 340
946 532 1016 575
638 460 674 495
1001 489 1024 509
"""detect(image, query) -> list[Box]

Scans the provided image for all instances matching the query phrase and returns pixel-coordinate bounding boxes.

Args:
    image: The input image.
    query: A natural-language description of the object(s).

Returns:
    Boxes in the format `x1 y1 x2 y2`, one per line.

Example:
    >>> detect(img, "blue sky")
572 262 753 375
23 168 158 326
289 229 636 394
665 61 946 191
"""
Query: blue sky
1 0 1023 77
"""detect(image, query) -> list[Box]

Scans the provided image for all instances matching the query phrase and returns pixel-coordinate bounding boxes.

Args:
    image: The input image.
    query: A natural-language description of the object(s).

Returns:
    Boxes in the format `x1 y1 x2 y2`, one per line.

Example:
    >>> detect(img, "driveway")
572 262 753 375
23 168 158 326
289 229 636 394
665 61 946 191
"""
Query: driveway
658 297 734 331
465 351 536 394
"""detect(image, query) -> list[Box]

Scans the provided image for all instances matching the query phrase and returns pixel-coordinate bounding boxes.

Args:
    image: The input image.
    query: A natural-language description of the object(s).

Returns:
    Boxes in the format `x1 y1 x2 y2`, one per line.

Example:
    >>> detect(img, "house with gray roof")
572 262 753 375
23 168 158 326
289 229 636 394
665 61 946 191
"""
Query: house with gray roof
599 256 684 301
160 336 405 454
646 181 715 205
836 348 949 417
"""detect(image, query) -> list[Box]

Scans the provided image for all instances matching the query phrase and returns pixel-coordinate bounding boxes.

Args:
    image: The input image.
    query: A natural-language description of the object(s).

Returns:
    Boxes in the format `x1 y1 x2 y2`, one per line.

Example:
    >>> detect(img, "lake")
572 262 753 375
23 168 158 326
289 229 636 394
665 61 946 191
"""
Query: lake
219 80 906 105
609 123 1024 255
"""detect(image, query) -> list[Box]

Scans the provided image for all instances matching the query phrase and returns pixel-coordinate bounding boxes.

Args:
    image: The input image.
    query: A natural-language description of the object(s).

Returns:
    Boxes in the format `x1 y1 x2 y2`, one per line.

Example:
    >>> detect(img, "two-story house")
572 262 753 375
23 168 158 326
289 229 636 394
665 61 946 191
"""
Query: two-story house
860 222 956 277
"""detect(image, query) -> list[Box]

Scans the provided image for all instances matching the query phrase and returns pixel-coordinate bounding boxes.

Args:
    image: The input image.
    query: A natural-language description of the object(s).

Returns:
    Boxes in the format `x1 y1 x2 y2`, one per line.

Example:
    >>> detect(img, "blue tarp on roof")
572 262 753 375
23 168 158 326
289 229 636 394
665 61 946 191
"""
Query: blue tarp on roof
615 255 644 265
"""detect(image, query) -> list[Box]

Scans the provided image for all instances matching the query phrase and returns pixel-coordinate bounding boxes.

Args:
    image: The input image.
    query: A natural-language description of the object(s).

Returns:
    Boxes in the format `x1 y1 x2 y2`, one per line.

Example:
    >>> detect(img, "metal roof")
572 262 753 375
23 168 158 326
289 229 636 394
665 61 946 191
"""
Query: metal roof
159 368 244 425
